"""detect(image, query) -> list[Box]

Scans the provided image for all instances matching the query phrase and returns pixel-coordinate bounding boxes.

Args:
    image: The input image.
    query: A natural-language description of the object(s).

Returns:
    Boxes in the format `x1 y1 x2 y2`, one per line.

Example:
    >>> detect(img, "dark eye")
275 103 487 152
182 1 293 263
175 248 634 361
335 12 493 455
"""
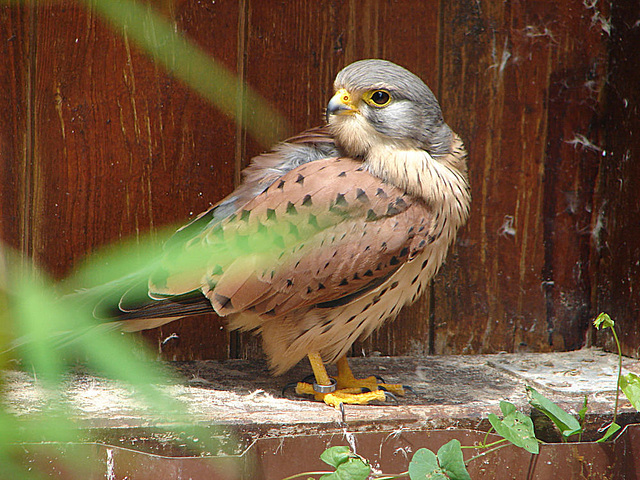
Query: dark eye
370 90 391 106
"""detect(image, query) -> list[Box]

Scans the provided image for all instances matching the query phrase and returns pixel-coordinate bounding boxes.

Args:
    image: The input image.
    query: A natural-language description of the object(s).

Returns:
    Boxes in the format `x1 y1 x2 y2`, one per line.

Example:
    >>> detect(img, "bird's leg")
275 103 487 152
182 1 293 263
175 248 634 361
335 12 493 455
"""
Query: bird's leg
335 356 405 396
295 352 389 409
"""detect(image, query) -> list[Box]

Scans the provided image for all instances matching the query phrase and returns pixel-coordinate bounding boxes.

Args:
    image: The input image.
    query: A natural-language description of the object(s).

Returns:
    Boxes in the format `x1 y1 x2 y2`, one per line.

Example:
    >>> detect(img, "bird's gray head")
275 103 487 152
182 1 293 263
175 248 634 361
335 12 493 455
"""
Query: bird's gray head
326 59 452 157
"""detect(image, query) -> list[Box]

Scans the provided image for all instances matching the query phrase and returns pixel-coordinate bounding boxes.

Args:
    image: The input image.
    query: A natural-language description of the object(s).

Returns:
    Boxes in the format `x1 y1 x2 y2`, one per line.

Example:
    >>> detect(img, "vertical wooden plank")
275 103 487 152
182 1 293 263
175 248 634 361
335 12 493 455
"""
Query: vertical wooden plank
435 0 608 354
141 0 243 361
29 0 240 360
594 0 640 357
232 0 442 359
351 0 442 356
0 4 31 257
232 0 346 359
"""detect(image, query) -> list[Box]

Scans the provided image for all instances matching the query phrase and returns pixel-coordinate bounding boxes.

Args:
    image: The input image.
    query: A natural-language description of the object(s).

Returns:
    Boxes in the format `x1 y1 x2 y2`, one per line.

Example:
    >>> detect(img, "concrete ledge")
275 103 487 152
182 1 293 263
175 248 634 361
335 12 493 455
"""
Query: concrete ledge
3 348 639 439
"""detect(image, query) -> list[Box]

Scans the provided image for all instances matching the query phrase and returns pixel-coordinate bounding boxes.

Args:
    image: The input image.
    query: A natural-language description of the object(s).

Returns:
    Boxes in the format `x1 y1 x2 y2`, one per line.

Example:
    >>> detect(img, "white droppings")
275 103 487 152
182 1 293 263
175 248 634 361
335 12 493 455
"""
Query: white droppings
566 133 603 153
106 448 115 480
583 0 612 35
161 332 179 345
523 25 557 44
498 215 516 237
343 428 357 454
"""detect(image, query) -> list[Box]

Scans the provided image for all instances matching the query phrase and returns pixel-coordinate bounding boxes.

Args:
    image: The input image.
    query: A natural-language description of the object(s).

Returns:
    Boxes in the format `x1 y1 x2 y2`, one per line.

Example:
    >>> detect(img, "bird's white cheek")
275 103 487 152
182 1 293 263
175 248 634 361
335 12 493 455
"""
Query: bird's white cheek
329 115 379 158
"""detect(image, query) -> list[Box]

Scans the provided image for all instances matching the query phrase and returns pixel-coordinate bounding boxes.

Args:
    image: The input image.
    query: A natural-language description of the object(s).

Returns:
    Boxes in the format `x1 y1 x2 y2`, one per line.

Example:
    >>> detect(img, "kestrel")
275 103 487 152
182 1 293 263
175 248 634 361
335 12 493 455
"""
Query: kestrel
104 59 471 409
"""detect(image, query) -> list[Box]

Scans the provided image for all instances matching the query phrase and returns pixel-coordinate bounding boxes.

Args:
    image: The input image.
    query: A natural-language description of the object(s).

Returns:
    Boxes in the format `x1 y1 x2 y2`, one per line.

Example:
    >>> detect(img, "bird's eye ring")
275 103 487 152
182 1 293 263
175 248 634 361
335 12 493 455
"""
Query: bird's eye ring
364 89 391 107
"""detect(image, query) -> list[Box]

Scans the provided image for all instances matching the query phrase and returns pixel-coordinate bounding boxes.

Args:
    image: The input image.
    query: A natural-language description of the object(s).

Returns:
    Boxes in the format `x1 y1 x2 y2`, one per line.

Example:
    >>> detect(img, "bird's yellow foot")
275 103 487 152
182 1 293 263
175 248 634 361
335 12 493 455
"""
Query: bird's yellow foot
333 356 405 396
295 353 405 409
294 381 387 408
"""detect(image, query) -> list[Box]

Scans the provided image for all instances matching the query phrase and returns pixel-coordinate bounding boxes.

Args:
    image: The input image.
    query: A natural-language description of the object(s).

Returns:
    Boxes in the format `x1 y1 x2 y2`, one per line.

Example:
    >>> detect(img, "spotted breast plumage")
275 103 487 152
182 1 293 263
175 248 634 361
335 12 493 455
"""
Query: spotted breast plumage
104 59 471 409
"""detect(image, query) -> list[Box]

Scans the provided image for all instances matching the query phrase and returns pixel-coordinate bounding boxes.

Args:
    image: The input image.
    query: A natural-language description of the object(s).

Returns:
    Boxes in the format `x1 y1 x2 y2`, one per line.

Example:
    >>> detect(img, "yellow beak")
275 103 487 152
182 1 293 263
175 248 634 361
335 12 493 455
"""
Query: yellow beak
326 89 358 123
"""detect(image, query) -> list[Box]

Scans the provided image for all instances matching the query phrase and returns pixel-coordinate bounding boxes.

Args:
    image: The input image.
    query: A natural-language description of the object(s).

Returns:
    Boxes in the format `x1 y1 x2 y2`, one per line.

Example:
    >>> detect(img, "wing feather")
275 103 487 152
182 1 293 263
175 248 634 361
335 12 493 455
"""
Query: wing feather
113 127 436 327
162 157 436 317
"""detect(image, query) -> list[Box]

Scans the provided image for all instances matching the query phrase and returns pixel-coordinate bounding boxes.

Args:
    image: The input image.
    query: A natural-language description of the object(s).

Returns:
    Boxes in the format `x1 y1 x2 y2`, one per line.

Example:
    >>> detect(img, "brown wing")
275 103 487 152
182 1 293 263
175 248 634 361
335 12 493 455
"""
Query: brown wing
162 126 337 253
151 156 435 318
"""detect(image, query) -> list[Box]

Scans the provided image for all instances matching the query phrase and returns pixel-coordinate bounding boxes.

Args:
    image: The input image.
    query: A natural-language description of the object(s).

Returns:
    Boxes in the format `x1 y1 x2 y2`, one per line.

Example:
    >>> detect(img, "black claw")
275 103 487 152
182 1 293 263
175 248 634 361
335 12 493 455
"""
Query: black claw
379 385 388 392
302 374 316 383
282 381 300 397
339 402 346 424
375 375 386 383
403 385 418 396
360 387 372 393
384 391 399 405
282 374 319 397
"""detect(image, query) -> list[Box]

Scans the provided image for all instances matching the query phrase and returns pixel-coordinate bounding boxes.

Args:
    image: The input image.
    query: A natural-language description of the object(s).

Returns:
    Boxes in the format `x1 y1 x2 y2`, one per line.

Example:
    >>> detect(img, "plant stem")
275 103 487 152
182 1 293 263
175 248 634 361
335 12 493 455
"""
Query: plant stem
611 325 623 426
483 425 495 447
280 471 332 480
464 443 511 465
460 438 507 450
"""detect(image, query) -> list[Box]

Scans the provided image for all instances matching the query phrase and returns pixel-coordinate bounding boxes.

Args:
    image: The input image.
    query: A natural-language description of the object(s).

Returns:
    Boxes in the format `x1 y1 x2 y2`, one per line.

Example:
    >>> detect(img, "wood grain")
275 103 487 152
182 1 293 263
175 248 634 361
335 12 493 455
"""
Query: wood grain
27 1 242 360
594 0 640 358
0 4 32 258
434 0 609 355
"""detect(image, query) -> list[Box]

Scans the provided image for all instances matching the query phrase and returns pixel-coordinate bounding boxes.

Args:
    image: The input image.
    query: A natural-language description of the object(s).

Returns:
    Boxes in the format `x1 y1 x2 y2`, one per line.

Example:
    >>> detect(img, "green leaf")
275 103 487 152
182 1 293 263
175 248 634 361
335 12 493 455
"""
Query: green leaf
319 447 370 480
320 457 370 480
596 422 621 443
320 446 351 468
620 373 640 412
488 401 539 454
437 440 472 480
593 312 614 330
526 386 582 438
578 395 589 424
408 448 447 480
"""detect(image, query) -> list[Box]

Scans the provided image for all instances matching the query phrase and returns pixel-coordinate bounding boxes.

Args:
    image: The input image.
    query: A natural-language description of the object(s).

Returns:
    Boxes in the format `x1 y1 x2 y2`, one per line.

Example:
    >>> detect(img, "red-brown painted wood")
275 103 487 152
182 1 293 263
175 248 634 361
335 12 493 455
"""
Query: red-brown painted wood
1 0 637 362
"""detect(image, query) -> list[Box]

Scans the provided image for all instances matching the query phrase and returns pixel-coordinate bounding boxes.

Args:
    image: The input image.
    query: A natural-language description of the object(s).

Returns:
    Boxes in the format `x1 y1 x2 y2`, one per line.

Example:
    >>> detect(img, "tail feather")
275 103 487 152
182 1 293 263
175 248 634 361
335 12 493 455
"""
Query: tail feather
72 275 216 332
97 289 214 323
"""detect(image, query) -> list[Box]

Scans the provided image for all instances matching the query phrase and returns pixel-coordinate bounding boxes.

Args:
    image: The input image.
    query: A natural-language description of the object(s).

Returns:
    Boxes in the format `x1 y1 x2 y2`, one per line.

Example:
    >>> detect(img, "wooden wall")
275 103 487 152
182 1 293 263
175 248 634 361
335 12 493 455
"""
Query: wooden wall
1 0 637 362
593 0 640 358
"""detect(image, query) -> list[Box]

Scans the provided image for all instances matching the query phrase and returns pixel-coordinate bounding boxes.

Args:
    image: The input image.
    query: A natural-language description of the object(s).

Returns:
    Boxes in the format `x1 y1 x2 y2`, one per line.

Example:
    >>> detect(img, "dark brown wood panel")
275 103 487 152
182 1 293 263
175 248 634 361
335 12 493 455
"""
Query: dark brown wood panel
594 1 640 358
348 0 442 356
0 4 31 257
31 1 238 275
138 0 244 361
237 0 443 358
434 0 609 354
28 1 242 359
3 0 638 363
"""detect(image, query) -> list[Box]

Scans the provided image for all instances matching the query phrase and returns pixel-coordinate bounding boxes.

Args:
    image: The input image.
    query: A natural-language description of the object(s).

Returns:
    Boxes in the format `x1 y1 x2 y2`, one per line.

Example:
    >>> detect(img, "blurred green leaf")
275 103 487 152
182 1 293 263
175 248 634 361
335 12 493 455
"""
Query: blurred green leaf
620 373 640 412
488 401 539 454
76 0 289 145
0 246 223 476
14 276 67 384
526 385 582 439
